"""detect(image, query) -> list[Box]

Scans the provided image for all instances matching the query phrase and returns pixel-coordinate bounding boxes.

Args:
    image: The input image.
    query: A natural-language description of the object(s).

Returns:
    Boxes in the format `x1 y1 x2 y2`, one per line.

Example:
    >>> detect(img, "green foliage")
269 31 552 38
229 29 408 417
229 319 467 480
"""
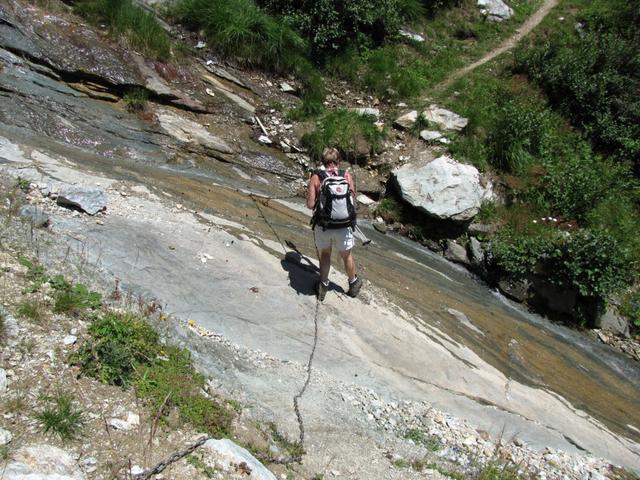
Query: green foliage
124 88 148 112
491 227 632 300
268 422 305 459
476 201 498 223
301 109 386 161
514 0 640 169
403 428 442 451
586 194 640 262
74 0 171 60
171 0 306 71
486 95 555 174
35 392 84 441
619 290 640 330
70 312 158 386
374 197 404 223
258 0 405 58
478 461 523 480
15 177 30 192
17 255 47 293
538 146 635 223
361 47 429 99
287 62 325 120
51 276 102 314
136 347 235 436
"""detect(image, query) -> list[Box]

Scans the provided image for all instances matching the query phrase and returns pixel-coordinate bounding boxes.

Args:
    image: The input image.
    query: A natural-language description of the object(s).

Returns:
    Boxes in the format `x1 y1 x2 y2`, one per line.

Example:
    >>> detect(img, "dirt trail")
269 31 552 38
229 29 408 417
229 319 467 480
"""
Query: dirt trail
437 0 558 89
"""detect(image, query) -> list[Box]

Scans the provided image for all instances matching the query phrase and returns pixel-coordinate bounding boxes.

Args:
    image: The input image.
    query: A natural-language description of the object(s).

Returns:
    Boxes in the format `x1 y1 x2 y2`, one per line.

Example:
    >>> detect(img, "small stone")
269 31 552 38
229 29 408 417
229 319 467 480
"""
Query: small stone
258 135 272 145
0 427 12 445
0 369 7 393
63 335 77 346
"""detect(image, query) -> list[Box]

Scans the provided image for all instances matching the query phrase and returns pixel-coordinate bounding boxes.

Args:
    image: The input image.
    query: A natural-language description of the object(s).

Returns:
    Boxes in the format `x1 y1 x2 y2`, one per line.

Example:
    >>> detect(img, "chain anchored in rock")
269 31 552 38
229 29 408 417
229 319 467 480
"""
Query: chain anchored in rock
133 435 209 480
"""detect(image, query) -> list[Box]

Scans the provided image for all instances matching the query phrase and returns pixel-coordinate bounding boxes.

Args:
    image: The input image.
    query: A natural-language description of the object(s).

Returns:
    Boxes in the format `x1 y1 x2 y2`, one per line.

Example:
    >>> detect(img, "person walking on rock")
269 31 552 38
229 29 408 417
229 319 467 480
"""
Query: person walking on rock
306 147 362 301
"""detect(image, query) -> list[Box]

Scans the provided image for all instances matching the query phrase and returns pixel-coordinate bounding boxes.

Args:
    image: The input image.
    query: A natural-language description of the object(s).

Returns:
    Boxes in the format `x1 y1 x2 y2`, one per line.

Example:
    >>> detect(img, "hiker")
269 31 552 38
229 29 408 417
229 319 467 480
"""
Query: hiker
306 147 362 301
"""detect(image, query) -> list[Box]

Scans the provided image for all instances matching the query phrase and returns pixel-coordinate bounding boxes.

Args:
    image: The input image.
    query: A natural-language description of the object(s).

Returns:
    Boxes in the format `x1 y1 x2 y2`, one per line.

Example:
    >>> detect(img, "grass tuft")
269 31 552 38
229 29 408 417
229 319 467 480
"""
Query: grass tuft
35 391 84 441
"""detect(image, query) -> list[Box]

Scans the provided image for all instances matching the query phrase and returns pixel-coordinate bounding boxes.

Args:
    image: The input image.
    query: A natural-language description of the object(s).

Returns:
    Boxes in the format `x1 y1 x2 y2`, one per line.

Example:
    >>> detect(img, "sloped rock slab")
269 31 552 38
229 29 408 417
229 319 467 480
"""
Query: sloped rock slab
0 1 144 86
19 205 50 227
57 186 107 215
3 444 86 479
156 109 234 155
393 155 487 221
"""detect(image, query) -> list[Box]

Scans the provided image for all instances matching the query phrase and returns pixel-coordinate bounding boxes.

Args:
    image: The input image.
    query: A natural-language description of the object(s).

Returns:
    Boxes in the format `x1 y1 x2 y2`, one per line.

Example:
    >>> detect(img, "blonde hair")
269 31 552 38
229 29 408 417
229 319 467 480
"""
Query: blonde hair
321 147 340 165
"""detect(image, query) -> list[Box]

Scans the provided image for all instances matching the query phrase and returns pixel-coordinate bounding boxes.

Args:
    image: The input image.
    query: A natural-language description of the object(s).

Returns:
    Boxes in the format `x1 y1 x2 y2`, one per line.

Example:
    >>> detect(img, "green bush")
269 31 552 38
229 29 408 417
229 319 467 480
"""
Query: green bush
35 392 84 441
301 109 386 161
136 347 235 436
171 0 306 71
486 95 555 174
360 47 428 99
491 227 633 300
539 145 636 223
257 0 405 58
75 0 171 60
620 290 640 330
514 1 640 168
70 312 159 386
586 195 640 262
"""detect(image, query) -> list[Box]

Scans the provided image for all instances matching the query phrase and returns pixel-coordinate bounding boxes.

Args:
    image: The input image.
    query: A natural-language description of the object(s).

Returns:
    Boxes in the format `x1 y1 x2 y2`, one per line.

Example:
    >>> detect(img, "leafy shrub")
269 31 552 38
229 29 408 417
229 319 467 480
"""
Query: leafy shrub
620 290 640 330
301 109 386 161
514 2 640 169
539 145 636 223
478 461 522 480
403 428 442 451
70 312 159 386
75 0 171 60
491 227 632 300
586 195 640 263
35 392 84 441
171 0 306 71
135 347 235 436
258 0 405 58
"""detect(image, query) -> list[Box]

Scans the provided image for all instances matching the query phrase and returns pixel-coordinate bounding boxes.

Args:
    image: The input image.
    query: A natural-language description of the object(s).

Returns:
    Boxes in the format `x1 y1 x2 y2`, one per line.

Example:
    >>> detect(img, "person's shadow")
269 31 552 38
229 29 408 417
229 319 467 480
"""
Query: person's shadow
281 246 344 297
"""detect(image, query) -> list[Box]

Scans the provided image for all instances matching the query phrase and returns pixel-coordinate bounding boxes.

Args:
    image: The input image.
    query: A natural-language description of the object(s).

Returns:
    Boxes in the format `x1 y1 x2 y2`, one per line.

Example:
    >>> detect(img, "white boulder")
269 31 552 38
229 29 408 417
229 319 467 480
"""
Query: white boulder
478 0 514 21
422 105 468 131
393 155 489 221
203 439 276 480
3 444 85 479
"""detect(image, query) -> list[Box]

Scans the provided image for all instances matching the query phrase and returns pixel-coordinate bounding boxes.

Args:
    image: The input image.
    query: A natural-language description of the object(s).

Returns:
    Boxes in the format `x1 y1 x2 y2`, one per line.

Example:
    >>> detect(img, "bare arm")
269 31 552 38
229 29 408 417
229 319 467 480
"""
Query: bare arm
306 174 320 209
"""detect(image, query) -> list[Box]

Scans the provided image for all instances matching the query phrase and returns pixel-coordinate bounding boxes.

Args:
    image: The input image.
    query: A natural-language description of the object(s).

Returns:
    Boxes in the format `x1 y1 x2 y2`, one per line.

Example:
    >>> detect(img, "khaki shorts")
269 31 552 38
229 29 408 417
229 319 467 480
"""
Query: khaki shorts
314 226 354 251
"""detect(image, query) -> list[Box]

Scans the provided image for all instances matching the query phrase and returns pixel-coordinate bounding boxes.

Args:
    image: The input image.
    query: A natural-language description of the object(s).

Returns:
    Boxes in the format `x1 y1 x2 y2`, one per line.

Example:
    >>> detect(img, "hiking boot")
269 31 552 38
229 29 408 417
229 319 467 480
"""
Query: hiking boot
317 280 329 301
347 276 362 298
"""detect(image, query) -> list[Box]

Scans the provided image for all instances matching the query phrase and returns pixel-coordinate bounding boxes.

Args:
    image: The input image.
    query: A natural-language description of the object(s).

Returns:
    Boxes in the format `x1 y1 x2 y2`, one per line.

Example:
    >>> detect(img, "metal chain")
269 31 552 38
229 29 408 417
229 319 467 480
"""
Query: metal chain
249 194 322 465
133 435 209 479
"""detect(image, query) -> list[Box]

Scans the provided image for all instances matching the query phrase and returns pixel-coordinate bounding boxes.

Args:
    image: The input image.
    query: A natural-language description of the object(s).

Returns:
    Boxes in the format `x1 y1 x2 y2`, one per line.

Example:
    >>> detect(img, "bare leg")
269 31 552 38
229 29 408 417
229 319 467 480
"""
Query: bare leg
318 248 332 283
340 249 356 282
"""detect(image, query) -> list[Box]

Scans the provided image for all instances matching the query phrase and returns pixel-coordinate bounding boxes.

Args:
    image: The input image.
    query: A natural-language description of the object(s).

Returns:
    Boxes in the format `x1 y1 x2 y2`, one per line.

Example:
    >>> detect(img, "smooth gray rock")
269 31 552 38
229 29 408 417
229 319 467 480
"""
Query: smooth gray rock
19 205 49 227
393 155 488 221
422 105 468 131
394 110 418 130
468 222 493 235
478 0 514 21
468 237 485 266
0 427 12 445
3 444 85 479
399 29 425 42
57 186 107 215
0 368 7 394
351 107 380 118
498 277 531 303
596 306 631 338
203 439 276 480
419 130 443 142
445 240 470 265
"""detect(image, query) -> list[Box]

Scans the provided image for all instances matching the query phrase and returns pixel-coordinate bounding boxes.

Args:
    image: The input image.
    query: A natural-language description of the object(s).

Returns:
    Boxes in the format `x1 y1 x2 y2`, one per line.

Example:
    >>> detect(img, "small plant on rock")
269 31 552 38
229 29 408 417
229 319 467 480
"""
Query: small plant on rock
124 88 149 112
51 275 102 314
35 391 84 441
16 300 47 323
